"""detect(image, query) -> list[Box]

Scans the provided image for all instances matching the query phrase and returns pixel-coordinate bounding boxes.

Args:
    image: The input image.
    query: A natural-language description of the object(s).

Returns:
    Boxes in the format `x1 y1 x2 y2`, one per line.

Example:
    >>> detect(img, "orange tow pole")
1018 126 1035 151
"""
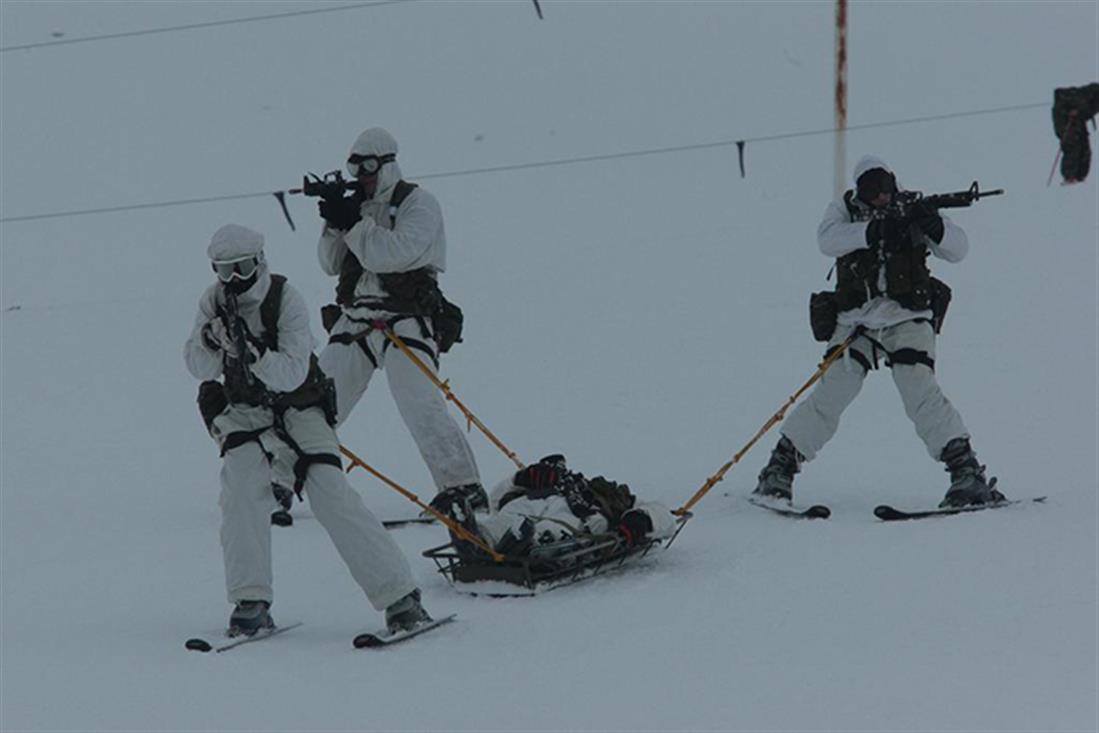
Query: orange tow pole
339 444 505 563
377 322 525 470
672 329 862 527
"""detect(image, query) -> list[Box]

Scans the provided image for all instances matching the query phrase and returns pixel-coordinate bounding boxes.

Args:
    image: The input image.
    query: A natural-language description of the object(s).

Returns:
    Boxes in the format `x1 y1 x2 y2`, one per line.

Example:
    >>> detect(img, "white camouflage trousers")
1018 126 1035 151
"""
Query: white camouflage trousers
319 319 480 491
212 404 415 610
782 319 969 462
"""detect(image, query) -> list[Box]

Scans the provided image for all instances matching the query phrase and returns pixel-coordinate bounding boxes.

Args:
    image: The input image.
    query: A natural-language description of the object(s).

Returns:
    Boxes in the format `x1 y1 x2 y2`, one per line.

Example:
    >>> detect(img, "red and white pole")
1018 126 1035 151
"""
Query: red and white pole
834 0 848 199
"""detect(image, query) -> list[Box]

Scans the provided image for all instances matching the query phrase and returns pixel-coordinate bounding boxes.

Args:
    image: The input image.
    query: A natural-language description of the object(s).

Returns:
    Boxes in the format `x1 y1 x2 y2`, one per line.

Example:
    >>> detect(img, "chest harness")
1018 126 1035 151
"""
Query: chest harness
825 192 939 374
216 274 341 499
327 180 443 370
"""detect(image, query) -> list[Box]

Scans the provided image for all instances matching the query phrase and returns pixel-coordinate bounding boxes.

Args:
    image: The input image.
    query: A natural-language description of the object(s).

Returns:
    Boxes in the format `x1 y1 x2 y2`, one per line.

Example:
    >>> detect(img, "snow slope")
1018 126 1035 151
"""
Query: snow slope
1 2 1096 731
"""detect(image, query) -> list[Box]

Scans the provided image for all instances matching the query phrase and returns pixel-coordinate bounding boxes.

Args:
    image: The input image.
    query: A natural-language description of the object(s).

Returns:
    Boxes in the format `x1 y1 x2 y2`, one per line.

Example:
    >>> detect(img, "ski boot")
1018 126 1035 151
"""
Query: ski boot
939 438 1004 508
430 484 490 560
384 589 433 634
228 600 274 637
429 483 489 518
494 517 536 557
271 485 294 527
752 435 802 502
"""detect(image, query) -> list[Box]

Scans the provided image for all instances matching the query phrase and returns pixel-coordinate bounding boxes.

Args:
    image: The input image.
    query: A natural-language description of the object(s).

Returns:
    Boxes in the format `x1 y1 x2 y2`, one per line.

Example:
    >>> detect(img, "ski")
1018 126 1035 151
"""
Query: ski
873 496 1047 522
184 621 303 653
382 517 437 529
352 613 456 649
747 495 831 519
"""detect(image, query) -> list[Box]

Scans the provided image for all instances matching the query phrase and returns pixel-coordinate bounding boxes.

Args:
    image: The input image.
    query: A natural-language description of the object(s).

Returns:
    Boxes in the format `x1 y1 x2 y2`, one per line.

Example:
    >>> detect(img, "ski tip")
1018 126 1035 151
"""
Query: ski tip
352 614 457 649
873 505 902 520
185 638 213 653
806 504 831 519
352 633 382 649
270 511 293 527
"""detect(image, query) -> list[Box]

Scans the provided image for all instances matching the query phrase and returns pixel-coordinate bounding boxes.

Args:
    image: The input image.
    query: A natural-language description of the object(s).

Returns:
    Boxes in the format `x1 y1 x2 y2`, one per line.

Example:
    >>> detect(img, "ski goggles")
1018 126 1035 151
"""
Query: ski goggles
346 152 395 178
211 253 263 282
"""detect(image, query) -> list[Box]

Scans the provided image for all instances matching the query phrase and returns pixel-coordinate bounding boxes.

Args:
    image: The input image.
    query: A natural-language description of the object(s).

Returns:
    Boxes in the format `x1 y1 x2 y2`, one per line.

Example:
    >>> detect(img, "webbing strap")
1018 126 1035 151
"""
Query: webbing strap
887 348 935 371
271 412 341 498
218 411 342 499
290 453 343 498
329 314 437 368
824 343 872 374
381 334 438 369
856 332 935 372
220 428 270 457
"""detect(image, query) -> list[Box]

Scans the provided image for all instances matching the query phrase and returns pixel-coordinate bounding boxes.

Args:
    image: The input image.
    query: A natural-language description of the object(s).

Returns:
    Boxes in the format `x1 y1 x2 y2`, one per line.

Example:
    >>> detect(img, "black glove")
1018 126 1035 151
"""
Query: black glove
616 508 653 547
909 202 944 244
200 319 224 352
866 216 902 249
318 196 363 231
515 460 562 491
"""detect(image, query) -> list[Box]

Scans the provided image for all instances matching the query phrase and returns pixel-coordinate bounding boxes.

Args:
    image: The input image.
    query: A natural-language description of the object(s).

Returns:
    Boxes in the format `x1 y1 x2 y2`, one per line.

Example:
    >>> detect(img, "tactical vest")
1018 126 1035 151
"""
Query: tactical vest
335 180 422 308
222 274 333 415
834 190 933 312
327 180 464 353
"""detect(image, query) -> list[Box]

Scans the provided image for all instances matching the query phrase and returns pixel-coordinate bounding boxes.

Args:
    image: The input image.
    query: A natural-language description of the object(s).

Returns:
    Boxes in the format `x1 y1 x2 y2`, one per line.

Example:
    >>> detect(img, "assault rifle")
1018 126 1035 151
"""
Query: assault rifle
275 170 360 231
222 289 255 389
290 170 359 201
868 181 1004 221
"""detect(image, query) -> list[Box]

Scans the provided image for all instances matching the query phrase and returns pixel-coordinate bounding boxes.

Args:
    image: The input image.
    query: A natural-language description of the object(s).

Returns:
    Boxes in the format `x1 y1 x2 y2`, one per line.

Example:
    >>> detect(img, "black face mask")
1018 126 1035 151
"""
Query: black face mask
222 273 258 295
856 167 896 204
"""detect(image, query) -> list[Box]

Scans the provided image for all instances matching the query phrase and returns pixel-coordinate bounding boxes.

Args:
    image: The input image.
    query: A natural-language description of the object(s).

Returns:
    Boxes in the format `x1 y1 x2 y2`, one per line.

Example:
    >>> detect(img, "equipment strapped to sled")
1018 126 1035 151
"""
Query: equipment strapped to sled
422 533 662 595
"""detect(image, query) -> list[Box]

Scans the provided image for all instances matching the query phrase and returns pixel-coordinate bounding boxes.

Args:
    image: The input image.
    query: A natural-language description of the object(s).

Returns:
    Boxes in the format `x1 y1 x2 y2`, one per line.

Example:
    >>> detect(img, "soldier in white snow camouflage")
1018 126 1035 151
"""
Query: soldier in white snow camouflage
314 127 488 523
752 156 1003 510
184 223 431 636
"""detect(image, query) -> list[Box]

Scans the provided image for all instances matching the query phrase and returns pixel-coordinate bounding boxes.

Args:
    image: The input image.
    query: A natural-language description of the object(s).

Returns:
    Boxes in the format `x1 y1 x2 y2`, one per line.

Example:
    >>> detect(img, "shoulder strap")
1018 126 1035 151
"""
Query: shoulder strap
260 274 287 350
387 180 419 228
842 189 860 222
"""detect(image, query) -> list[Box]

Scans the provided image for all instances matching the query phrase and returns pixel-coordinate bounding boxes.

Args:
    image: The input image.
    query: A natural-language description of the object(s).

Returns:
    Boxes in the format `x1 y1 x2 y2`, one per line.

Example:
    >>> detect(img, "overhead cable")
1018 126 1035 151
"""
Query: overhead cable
0 101 1047 225
0 1 415 53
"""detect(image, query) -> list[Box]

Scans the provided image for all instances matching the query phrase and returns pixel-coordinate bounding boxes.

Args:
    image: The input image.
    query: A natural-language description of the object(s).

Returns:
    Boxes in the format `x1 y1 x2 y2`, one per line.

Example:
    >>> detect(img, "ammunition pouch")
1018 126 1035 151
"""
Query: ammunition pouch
432 295 464 353
809 291 839 342
269 355 338 427
197 380 228 431
377 269 442 316
929 277 952 334
321 303 342 333
335 254 361 307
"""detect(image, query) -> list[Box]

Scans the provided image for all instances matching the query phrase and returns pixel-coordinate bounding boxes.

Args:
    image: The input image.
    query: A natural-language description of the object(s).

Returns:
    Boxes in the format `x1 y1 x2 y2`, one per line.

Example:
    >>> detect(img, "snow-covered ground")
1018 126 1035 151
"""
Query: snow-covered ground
2 2 1096 731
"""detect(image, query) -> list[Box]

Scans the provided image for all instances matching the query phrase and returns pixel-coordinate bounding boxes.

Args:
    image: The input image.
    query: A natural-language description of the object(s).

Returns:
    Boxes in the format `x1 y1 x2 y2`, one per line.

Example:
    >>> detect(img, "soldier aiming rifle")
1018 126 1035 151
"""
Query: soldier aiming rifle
184 224 433 638
752 156 1006 511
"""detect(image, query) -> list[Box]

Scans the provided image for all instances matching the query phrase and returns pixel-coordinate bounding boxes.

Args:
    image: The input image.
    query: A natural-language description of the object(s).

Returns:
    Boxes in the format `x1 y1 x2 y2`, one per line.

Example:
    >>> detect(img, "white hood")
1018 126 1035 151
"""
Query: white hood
348 127 404 201
852 154 892 184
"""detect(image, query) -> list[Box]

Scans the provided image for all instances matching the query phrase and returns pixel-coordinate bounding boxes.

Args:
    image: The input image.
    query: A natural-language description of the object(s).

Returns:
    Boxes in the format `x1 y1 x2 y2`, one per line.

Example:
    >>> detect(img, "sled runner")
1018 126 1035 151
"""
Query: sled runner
423 533 663 596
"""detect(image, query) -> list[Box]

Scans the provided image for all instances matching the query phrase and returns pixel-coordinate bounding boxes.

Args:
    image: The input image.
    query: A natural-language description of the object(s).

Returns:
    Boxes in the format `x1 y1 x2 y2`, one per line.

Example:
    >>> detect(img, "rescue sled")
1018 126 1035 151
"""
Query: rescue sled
422 533 663 597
